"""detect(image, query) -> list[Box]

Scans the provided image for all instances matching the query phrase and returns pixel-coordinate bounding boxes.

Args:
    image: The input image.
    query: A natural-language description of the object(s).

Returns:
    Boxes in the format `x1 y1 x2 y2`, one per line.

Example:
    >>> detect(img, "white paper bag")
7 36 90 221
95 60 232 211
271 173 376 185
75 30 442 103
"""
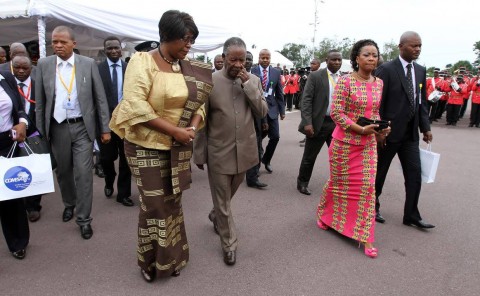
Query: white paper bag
0 143 55 201
420 144 440 183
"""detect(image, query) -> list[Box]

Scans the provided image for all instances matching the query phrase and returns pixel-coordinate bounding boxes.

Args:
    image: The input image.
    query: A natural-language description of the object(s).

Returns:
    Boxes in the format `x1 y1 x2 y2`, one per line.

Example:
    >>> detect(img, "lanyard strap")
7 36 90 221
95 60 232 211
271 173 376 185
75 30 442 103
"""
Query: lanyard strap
57 63 76 100
327 72 336 88
18 83 35 103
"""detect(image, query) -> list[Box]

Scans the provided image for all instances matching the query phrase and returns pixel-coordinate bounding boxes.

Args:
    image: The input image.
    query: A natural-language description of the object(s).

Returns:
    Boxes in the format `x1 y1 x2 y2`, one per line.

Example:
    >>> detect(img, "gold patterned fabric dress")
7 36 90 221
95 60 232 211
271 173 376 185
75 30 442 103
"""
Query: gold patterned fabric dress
109 52 207 277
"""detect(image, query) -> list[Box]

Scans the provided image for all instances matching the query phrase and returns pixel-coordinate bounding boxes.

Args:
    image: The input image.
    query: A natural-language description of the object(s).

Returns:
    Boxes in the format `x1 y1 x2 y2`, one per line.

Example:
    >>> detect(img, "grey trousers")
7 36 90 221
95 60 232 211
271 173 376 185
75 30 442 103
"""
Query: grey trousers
50 120 93 226
207 170 245 252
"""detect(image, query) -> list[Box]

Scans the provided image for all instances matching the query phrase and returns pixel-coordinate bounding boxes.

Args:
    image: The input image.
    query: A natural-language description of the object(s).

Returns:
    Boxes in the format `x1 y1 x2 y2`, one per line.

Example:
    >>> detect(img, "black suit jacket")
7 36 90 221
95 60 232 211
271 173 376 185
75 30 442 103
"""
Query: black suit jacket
0 71 27 127
298 68 330 137
98 59 127 115
251 65 285 119
376 57 430 143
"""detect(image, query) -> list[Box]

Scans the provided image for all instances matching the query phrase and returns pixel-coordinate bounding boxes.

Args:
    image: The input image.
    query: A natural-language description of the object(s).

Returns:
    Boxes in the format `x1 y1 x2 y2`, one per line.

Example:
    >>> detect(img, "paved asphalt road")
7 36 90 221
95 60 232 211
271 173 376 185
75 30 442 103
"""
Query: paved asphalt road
1 109 479 296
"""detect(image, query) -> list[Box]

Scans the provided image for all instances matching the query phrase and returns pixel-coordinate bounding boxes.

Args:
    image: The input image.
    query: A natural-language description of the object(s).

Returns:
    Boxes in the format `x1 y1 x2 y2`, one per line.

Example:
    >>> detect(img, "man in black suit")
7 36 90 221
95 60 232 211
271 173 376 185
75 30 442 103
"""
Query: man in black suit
245 51 268 189
97 36 133 207
251 49 285 173
296 50 342 195
12 56 43 222
375 31 435 229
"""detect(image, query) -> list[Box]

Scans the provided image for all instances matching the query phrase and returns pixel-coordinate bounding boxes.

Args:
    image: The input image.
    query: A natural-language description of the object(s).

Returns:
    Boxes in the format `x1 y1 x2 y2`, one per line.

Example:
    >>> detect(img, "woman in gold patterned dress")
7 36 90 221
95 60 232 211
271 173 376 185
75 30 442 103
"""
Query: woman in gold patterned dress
109 10 212 282
316 39 390 258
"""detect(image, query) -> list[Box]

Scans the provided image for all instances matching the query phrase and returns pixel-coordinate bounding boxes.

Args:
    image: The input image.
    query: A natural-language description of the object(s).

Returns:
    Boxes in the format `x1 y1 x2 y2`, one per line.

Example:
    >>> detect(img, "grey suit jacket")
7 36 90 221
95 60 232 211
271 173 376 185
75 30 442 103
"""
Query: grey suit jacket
193 69 268 174
35 54 110 141
298 68 330 137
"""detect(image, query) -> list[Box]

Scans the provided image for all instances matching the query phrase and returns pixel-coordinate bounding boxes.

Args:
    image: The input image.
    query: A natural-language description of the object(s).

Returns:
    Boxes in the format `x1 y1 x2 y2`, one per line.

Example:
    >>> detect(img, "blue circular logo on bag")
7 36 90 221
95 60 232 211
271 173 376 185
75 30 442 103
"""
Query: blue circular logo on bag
4 166 32 191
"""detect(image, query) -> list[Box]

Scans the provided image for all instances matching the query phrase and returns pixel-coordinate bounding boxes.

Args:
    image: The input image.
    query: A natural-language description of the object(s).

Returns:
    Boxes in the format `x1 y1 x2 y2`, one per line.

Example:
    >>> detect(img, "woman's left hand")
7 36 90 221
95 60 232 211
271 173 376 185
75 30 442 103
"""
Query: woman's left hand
12 122 27 142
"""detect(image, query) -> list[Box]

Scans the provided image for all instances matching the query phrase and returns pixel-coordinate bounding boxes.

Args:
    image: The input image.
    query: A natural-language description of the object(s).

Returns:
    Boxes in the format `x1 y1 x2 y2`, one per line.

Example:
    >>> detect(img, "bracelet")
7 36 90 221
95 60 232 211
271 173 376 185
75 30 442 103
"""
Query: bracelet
189 126 196 132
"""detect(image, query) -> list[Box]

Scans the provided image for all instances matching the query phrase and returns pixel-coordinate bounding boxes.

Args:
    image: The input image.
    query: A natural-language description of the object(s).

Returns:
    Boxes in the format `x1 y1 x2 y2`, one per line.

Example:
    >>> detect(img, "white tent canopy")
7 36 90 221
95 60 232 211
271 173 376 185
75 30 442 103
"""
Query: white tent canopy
320 59 353 73
248 48 294 69
0 0 235 57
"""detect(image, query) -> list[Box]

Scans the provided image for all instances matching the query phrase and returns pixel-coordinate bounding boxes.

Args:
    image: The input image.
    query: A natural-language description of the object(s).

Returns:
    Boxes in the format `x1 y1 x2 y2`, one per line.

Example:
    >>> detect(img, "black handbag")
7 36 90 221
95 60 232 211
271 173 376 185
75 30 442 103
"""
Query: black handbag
17 131 57 170
357 117 390 131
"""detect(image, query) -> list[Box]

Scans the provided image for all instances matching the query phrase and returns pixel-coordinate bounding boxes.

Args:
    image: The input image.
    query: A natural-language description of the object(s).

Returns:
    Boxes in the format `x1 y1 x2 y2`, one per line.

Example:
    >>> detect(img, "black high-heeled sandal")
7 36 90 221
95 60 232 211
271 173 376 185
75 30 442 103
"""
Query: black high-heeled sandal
140 268 155 283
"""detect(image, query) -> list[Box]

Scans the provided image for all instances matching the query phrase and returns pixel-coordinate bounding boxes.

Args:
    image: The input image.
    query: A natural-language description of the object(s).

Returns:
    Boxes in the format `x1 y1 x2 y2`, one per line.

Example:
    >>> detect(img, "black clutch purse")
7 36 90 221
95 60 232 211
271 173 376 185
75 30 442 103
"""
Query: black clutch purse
357 117 389 131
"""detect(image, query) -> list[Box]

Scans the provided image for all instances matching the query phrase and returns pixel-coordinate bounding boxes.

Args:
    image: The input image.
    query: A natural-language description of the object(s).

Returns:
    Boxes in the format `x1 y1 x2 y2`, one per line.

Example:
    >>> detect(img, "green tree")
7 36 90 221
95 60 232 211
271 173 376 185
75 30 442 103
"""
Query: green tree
381 40 399 62
279 43 311 68
314 37 354 61
426 66 436 77
474 41 480 63
194 54 211 64
451 60 473 74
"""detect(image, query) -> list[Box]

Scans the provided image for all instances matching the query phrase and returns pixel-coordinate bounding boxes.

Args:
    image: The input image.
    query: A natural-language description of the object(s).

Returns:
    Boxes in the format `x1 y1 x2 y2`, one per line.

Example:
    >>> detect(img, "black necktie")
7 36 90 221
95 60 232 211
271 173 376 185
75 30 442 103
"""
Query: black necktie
406 63 415 116
18 82 26 92
111 64 119 103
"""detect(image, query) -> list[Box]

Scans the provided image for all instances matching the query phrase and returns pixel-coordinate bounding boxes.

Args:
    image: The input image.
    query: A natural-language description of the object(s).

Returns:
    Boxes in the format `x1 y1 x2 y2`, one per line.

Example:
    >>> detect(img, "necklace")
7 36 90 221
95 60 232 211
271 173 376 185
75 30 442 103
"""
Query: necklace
159 48 181 73
354 71 372 82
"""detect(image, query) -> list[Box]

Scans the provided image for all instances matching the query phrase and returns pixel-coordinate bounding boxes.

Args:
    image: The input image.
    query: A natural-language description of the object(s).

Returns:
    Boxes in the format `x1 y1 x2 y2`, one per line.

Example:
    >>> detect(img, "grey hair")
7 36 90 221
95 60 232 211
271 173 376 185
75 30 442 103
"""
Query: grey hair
222 37 246 55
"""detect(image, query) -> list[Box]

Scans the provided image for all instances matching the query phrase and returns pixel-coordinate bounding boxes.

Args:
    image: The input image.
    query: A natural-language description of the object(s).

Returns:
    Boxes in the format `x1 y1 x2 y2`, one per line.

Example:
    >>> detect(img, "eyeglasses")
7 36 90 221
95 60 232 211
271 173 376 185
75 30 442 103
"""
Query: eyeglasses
180 36 196 45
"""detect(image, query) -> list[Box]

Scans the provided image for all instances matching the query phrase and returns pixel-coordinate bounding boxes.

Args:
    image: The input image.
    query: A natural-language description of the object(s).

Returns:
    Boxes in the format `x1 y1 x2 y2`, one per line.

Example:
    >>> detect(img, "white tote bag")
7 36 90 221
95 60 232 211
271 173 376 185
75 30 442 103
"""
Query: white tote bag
0 142 55 201
419 144 440 183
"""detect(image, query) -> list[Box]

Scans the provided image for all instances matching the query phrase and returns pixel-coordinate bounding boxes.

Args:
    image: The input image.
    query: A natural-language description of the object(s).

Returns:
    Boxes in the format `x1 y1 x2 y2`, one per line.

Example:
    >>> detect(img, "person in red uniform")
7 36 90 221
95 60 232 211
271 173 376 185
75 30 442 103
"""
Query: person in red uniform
426 68 443 122
458 67 470 118
435 71 450 120
469 75 480 127
446 75 468 126
284 68 298 111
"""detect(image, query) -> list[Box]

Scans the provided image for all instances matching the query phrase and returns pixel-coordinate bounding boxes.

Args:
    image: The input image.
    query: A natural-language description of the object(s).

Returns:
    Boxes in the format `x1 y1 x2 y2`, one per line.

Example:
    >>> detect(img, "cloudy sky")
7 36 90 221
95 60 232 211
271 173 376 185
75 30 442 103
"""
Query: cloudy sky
165 0 478 68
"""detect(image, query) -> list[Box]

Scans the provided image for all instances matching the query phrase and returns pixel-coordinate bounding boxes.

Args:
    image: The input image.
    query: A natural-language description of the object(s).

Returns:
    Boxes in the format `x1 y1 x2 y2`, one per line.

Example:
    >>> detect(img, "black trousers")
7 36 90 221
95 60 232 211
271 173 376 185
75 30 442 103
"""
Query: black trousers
285 93 294 110
375 127 422 222
435 100 447 119
470 103 480 125
297 117 335 186
459 98 469 117
428 101 438 121
98 132 131 199
261 116 280 166
0 134 30 252
246 117 264 185
446 104 461 123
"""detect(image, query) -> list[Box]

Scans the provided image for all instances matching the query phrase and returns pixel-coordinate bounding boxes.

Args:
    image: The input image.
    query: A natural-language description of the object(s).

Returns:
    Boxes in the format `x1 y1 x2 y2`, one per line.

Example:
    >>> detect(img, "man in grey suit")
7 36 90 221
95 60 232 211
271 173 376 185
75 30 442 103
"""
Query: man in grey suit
35 26 111 239
296 50 342 195
194 37 267 266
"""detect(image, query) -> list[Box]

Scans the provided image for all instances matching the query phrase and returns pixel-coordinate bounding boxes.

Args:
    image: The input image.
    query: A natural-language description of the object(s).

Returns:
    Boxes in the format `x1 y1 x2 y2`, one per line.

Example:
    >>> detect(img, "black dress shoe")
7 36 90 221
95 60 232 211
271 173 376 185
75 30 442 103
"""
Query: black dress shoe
375 212 385 223
80 224 93 239
297 185 311 195
208 212 219 235
403 219 435 229
247 180 268 189
117 197 134 207
62 207 74 222
104 186 114 198
12 249 26 260
223 250 236 266
264 163 273 173
27 210 41 222
95 166 105 178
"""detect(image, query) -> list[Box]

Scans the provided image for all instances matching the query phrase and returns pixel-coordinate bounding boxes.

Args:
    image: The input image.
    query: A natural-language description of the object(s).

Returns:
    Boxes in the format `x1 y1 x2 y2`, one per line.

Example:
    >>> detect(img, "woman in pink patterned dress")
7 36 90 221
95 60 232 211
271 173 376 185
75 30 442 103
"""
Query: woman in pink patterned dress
316 39 390 258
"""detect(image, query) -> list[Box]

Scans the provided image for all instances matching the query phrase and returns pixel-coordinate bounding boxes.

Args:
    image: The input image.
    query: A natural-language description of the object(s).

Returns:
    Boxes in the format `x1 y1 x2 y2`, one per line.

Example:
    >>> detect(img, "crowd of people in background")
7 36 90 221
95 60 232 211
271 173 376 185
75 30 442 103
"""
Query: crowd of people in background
2 7 479 284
